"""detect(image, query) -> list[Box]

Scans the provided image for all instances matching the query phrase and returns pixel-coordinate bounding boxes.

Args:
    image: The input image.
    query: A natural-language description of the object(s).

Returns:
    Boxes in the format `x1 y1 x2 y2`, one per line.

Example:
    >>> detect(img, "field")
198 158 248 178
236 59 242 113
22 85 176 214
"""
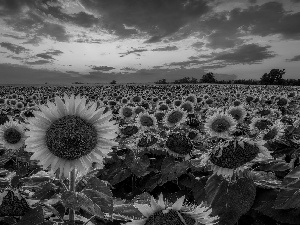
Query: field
0 84 300 225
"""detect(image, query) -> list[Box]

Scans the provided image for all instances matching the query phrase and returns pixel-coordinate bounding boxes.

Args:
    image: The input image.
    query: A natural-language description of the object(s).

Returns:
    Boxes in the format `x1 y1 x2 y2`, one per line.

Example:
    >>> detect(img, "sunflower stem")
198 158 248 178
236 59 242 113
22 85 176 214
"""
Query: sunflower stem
69 168 76 225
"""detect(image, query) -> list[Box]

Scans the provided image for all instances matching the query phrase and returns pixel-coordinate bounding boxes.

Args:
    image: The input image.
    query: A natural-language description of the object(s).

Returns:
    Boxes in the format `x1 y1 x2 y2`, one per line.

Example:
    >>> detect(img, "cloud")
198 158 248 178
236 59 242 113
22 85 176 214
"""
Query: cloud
120 48 148 57
0 63 79 84
90 66 115 71
26 60 51 65
198 2 300 49
22 36 43 46
2 34 26 39
291 0 300 3
248 0 257 4
152 46 178 51
286 55 300 62
213 43 276 64
0 42 29 54
79 0 211 39
167 59 205 67
35 50 63 60
36 53 54 60
191 42 205 49
66 71 80 74
37 22 70 42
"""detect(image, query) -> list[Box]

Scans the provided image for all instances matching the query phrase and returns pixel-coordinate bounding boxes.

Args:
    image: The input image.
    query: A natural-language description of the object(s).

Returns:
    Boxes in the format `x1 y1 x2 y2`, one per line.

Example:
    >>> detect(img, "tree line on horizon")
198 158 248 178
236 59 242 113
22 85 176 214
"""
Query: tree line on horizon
151 69 300 86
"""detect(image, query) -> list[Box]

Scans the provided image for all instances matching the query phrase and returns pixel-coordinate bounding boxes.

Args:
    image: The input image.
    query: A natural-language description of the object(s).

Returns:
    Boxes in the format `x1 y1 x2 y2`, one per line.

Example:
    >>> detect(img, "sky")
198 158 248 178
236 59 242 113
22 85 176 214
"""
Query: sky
0 0 300 84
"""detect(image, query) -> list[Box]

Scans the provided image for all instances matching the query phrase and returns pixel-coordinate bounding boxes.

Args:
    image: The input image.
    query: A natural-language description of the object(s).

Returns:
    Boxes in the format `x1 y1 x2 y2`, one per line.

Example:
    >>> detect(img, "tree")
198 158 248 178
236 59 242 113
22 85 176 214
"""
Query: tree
155 78 167 84
110 80 117 85
260 69 285 85
201 72 216 83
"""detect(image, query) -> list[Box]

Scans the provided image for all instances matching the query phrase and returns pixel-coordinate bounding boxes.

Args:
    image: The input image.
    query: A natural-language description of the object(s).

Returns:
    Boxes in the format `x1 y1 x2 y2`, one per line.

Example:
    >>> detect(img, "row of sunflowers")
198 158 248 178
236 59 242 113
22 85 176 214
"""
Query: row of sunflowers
0 84 300 225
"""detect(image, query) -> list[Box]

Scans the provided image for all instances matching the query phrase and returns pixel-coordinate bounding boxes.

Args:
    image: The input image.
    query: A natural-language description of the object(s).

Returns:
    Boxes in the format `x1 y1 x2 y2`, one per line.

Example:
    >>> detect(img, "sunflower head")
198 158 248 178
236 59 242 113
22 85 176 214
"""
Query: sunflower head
166 132 193 157
227 106 247 123
180 102 194 113
126 194 218 225
120 125 139 137
164 108 187 127
204 112 237 138
119 105 135 119
0 118 27 150
158 104 169 111
173 100 182 107
209 140 260 170
277 97 288 106
137 113 157 128
250 117 273 132
137 134 158 148
25 94 118 179
154 111 165 123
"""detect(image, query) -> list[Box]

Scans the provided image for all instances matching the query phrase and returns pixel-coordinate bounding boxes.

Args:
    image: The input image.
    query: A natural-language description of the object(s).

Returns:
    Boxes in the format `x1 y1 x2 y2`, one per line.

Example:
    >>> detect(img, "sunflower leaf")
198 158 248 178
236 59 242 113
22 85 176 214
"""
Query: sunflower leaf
82 177 113 215
205 174 256 225
274 189 300 209
113 203 144 220
31 182 58 200
16 205 44 225
77 192 104 218
160 157 189 184
255 159 291 172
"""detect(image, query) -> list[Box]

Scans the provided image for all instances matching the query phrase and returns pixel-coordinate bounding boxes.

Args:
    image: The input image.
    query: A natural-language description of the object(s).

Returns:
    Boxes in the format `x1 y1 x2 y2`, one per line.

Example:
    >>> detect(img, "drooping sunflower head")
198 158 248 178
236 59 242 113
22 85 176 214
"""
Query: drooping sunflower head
134 106 146 115
249 117 273 133
25 93 118 179
126 194 218 225
206 139 271 180
180 102 194 113
0 118 27 151
227 106 247 123
204 112 237 139
154 111 165 123
166 132 193 158
164 108 187 127
277 97 289 107
185 94 197 104
137 134 158 148
158 103 169 112
262 120 285 142
0 98 5 105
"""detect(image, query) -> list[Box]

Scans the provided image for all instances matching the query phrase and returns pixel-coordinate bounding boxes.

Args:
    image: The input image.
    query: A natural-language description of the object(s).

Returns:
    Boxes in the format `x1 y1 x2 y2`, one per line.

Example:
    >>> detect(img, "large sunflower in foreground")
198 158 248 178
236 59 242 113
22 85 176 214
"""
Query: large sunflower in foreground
125 194 218 225
24 94 118 179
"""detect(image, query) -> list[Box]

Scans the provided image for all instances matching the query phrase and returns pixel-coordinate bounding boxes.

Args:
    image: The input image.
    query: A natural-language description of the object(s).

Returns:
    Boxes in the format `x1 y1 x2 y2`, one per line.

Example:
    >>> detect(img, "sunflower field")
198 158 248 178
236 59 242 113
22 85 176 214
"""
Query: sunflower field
0 84 300 225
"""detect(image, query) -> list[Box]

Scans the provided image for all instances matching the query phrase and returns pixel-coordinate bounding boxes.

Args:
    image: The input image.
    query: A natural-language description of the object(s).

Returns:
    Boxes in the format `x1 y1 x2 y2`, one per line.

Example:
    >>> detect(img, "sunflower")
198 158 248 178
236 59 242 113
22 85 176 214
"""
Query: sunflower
249 117 273 134
137 112 157 129
164 108 187 127
180 102 194 114
166 132 193 159
0 118 27 151
204 112 237 139
125 193 218 225
119 105 135 119
24 93 118 179
227 106 247 123
202 138 272 180
262 120 285 142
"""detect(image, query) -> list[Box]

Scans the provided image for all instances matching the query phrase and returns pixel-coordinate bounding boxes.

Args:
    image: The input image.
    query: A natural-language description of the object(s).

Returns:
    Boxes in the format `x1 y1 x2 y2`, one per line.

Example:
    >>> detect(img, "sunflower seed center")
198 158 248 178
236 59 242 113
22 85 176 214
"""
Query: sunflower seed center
4 128 22 144
45 115 98 160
